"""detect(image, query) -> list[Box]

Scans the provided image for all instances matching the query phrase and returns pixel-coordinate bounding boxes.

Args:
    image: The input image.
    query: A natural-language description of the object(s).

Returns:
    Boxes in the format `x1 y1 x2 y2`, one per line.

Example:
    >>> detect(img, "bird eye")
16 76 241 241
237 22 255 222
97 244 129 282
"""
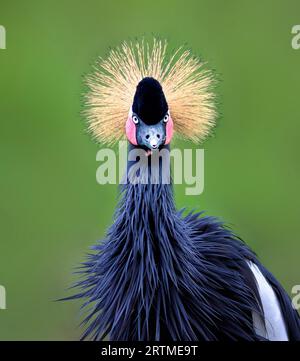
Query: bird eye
132 115 139 124
163 114 169 123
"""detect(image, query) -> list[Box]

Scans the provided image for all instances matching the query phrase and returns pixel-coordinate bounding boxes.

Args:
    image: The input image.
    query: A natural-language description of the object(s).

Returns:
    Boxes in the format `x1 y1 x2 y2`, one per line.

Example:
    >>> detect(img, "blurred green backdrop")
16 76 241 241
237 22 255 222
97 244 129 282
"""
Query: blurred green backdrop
0 0 299 340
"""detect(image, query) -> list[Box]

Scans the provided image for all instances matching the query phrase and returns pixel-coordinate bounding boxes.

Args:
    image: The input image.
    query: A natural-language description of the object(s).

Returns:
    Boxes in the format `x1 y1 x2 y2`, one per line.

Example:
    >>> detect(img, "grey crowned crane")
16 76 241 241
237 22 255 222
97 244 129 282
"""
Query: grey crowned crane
71 39 300 341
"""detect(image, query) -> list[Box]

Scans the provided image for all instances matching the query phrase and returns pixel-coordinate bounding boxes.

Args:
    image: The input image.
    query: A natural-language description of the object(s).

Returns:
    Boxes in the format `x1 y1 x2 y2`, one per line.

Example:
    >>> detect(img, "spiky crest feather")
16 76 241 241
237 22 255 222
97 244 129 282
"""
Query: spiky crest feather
85 38 216 144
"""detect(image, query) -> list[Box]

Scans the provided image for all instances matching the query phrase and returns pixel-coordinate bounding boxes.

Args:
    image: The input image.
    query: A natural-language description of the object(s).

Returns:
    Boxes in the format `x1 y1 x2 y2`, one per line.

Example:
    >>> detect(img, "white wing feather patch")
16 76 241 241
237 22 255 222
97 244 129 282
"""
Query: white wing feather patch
248 261 288 341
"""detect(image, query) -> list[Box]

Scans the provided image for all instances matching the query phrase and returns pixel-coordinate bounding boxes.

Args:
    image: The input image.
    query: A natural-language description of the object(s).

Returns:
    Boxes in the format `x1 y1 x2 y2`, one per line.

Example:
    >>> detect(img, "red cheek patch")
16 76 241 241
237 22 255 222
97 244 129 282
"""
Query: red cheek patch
165 116 174 144
125 117 137 145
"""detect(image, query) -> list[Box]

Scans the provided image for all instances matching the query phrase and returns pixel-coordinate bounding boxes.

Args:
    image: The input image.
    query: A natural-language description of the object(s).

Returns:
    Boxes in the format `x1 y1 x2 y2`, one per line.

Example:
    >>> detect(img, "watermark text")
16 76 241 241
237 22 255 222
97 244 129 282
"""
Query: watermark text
0 25 6 49
0 285 6 309
96 141 205 196
292 285 300 310
291 25 300 50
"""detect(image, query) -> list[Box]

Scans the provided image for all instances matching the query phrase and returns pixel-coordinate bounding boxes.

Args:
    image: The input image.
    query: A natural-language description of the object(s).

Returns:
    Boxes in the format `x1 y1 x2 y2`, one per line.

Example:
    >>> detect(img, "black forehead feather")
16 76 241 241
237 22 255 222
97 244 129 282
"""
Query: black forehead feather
132 77 168 125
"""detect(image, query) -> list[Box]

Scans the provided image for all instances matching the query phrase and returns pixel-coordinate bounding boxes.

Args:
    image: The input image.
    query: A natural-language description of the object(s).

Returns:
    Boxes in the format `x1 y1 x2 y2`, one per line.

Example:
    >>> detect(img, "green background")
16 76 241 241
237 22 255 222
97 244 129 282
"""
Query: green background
0 0 299 340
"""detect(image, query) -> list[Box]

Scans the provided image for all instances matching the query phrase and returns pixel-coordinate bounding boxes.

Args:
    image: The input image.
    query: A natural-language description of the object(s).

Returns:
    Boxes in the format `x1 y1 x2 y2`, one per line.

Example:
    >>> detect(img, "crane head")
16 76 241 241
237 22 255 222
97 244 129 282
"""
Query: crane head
126 77 173 150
